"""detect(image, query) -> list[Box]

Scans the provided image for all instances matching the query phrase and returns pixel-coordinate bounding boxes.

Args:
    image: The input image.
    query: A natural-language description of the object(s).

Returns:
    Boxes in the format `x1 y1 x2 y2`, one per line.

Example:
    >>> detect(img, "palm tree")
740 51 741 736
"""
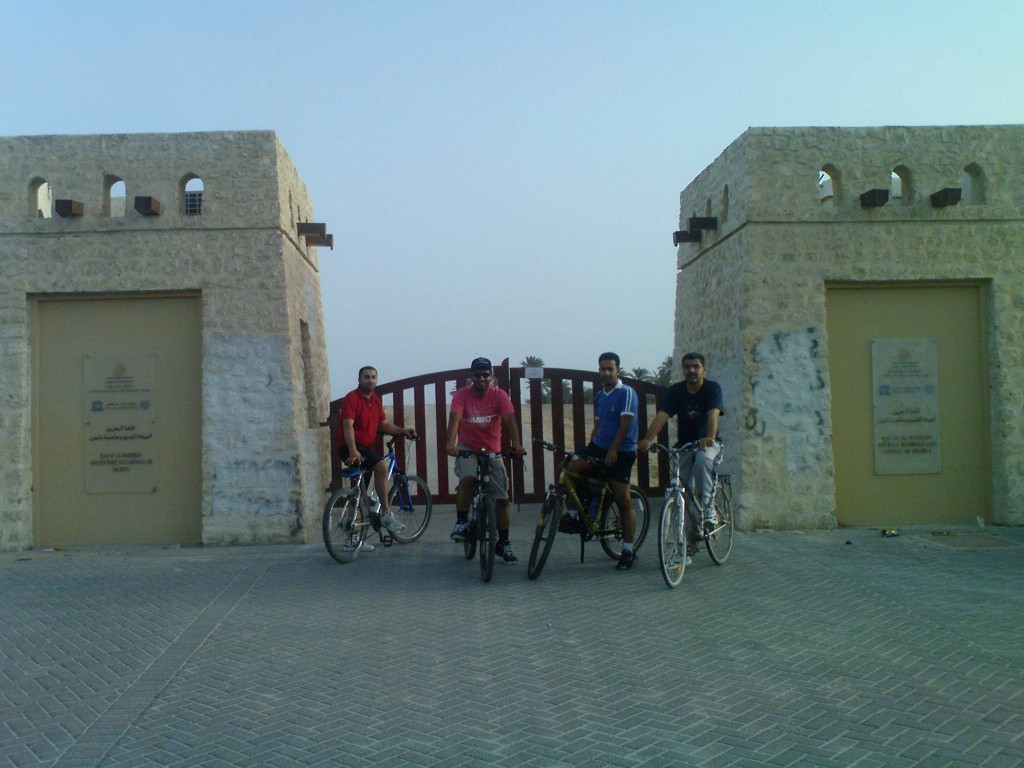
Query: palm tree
625 367 653 383
521 355 553 403
655 355 674 387
520 355 587 403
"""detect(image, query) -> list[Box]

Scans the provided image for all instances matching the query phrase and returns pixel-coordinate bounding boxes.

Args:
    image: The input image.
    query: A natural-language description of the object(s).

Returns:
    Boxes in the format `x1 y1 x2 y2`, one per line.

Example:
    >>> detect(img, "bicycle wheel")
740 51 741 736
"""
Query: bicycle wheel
388 474 433 543
323 488 362 564
631 485 651 550
705 483 734 565
479 496 496 582
657 497 686 588
527 494 561 580
599 486 651 560
464 494 479 560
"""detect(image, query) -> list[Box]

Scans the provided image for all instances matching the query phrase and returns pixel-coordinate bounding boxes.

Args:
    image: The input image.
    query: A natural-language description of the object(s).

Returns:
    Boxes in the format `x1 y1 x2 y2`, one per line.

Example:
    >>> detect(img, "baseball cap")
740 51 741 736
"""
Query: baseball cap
470 357 492 372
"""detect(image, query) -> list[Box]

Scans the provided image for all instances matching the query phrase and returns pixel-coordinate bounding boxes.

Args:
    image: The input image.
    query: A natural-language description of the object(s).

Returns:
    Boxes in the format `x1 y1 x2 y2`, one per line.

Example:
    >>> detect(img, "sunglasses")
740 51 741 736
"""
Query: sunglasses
472 372 492 378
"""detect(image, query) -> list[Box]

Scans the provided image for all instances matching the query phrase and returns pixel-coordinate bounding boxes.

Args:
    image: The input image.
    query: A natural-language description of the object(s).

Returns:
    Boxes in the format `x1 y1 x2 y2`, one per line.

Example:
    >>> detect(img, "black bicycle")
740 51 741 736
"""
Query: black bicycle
457 449 520 583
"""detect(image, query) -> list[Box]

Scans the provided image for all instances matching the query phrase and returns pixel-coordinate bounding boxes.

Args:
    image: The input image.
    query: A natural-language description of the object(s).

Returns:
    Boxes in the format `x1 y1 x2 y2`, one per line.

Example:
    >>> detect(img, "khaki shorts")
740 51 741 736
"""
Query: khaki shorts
455 451 509 499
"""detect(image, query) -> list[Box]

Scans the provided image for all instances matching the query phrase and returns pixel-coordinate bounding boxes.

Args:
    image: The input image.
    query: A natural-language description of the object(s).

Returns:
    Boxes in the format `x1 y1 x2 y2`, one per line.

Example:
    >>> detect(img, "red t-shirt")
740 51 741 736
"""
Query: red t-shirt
338 389 386 448
450 385 515 453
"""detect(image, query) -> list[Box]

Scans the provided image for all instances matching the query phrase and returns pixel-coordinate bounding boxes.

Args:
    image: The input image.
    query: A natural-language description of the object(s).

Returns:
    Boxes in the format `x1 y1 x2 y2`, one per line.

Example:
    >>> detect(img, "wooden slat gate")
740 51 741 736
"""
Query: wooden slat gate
327 359 670 504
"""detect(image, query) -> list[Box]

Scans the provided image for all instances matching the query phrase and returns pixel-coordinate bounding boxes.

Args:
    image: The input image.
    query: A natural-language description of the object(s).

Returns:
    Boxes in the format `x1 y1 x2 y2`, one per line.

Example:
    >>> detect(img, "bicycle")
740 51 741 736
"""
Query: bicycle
322 436 433 564
527 440 650 580
649 441 733 588
456 448 521 583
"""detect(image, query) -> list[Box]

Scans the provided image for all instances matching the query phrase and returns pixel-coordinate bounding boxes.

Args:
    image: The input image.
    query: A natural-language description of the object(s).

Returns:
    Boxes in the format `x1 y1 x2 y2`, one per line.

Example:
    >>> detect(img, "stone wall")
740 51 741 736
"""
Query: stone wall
0 131 332 548
675 125 1024 529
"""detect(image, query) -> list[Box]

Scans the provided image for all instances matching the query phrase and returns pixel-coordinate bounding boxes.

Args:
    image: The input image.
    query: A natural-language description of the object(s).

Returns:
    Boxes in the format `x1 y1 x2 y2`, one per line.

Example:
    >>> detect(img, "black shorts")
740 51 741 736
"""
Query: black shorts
339 443 384 469
575 442 636 485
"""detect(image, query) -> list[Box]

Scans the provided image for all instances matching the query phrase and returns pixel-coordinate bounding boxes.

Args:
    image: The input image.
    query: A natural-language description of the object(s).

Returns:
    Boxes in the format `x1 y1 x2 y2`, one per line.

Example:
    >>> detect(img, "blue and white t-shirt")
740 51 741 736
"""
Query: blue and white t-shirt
593 380 638 451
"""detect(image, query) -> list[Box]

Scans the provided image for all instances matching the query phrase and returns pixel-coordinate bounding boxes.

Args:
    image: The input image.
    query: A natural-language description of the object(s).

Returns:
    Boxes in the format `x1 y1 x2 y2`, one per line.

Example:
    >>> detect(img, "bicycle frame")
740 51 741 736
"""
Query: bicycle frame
652 440 733 587
458 449 516 582
663 444 723 529
323 436 432 563
555 461 613 539
532 440 649 566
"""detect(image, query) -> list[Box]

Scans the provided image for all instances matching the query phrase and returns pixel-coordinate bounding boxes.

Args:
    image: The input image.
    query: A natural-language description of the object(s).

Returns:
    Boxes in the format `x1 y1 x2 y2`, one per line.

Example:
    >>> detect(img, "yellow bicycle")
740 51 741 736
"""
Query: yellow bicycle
527 440 650 580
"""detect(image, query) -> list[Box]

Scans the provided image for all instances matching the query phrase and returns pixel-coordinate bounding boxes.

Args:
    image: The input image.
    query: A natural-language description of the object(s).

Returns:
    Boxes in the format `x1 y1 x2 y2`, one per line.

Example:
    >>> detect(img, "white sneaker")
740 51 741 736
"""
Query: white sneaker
379 511 405 534
450 521 470 541
341 538 373 553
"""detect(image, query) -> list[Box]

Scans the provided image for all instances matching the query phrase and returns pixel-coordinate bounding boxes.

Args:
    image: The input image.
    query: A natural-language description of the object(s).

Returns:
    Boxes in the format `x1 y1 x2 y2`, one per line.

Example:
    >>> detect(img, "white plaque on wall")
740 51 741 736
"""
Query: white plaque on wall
84 354 157 493
872 339 940 475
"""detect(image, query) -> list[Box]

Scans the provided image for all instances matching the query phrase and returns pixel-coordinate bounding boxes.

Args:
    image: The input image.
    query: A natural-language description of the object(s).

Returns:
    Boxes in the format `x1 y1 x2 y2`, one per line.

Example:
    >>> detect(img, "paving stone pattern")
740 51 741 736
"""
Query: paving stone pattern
2 509 1023 767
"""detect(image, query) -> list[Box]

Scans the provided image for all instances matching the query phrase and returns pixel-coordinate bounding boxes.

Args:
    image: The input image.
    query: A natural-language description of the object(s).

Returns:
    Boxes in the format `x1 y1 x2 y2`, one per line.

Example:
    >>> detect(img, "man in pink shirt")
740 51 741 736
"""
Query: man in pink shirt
445 357 525 563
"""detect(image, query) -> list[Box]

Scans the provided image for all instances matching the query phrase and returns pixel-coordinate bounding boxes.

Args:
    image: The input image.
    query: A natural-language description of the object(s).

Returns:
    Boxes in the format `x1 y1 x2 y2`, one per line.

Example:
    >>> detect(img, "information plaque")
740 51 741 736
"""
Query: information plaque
84 354 157 493
871 339 940 475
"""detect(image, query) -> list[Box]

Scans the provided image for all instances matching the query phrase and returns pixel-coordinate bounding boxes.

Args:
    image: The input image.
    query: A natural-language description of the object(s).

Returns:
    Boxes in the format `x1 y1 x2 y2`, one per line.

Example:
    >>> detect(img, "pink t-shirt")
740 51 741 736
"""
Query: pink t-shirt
450 385 515 453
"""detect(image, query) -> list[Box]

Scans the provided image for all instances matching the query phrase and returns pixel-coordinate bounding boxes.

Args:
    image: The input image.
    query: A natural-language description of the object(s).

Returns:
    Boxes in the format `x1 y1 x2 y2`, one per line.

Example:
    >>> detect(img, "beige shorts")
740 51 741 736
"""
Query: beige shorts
455 451 509 499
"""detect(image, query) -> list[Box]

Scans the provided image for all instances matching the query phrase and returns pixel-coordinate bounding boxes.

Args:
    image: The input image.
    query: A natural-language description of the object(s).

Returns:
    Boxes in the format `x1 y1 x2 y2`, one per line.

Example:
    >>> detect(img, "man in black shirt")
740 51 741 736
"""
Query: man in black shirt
638 352 724 528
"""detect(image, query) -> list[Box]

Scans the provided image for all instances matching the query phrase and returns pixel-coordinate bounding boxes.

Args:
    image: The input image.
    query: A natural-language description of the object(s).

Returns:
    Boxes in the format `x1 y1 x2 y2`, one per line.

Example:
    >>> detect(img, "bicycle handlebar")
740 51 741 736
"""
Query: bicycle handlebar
534 439 566 454
384 434 419 450
456 448 524 460
648 441 700 454
534 439 604 468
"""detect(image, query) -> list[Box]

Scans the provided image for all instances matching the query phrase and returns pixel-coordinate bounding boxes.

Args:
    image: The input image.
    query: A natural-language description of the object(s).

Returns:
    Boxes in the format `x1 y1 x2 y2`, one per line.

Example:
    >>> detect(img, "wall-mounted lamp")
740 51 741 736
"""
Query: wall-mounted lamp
929 187 961 208
688 216 718 231
134 196 161 216
298 222 333 249
672 230 701 246
305 234 334 250
859 189 889 208
297 222 326 238
55 199 84 218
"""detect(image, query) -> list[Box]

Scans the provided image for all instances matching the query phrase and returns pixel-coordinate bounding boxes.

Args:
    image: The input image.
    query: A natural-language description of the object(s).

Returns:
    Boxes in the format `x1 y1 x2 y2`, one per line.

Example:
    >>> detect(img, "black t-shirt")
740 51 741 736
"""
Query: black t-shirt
658 380 725 446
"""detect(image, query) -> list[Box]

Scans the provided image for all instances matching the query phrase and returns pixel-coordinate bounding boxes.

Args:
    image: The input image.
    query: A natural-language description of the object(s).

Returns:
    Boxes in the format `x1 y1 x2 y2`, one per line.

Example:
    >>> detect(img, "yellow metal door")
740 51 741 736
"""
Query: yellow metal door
826 283 990 526
32 294 202 545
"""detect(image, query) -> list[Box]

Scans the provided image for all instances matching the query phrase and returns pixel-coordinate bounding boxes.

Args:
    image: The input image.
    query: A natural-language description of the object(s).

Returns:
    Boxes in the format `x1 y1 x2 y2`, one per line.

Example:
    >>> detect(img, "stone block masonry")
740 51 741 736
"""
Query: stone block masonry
0 131 332 548
674 125 1024 529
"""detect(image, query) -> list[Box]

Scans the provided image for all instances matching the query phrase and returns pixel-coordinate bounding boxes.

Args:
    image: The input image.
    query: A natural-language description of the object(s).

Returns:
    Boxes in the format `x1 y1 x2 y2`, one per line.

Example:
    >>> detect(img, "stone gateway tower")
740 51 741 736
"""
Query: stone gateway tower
0 131 333 548
674 125 1024 530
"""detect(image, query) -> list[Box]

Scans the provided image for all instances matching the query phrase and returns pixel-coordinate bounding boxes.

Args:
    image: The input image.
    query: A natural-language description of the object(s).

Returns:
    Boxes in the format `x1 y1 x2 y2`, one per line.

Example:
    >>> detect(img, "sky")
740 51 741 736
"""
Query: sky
1 1 1022 398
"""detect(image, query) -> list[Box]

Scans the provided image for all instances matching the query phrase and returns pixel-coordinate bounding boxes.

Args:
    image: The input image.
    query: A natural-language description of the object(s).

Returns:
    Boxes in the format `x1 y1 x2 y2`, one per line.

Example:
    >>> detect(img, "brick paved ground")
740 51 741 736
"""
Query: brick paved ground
2 505 1023 767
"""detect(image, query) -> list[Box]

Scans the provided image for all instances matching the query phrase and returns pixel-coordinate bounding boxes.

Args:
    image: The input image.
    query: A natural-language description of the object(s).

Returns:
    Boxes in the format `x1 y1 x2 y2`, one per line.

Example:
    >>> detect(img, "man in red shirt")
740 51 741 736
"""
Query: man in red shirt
445 357 525 563
339 366 417 536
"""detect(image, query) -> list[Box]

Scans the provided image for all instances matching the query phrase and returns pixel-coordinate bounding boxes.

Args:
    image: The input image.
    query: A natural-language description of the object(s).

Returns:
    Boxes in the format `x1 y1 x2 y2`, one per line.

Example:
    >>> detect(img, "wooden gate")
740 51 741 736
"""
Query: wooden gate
328 359 669 504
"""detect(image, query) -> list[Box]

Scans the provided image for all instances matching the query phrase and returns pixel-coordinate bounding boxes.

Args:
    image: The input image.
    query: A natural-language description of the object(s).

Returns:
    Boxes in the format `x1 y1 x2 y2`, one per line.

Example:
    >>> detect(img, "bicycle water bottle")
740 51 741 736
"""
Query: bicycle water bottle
587 478 602 519
368 488 381 514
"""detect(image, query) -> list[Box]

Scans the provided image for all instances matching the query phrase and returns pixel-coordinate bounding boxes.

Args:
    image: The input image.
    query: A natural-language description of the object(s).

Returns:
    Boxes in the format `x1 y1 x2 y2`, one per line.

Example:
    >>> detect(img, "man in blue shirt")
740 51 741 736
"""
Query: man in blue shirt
570 352 640 571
